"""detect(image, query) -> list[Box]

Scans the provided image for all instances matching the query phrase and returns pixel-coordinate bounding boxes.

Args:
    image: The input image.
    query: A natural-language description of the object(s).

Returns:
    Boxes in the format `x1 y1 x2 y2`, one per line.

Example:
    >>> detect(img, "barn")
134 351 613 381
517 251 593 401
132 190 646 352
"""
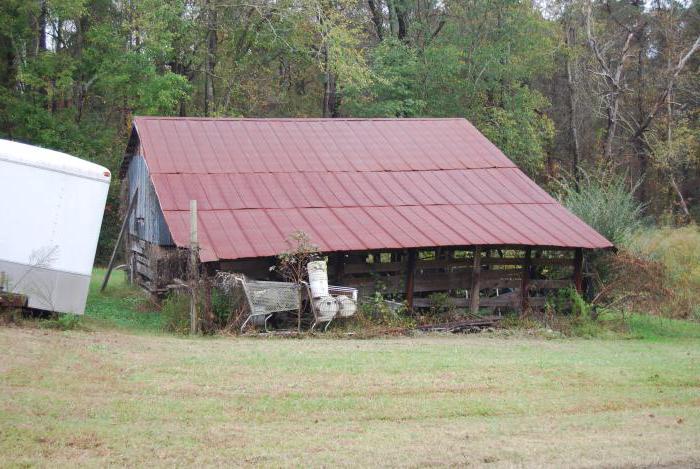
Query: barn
119 117 612 313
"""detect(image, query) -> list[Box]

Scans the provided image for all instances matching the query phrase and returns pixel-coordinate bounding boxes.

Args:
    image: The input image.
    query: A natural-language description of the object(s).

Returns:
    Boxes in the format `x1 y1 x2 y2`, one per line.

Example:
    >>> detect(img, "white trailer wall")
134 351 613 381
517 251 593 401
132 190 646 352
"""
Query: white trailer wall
0 140 110 314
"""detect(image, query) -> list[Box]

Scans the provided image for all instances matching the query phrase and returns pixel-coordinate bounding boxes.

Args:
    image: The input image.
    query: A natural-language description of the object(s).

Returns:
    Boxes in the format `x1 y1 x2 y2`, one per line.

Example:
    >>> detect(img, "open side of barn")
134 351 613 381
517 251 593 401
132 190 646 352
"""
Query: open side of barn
118 117 612 314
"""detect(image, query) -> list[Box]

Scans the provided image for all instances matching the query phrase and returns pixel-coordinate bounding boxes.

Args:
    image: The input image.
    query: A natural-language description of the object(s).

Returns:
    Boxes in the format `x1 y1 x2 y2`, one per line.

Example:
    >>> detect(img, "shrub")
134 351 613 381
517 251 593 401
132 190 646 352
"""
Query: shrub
358 292 413 328
626 226 700 319
40 313 84 331
161 292 191 334
273 231 320 332
0 308 23 325
426 292 455 318
557 170 645 247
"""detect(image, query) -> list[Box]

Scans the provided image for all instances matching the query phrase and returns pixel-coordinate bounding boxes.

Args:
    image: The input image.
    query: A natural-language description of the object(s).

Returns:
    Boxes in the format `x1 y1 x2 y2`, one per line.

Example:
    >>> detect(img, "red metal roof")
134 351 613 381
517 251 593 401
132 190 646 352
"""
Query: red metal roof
131 117 612 262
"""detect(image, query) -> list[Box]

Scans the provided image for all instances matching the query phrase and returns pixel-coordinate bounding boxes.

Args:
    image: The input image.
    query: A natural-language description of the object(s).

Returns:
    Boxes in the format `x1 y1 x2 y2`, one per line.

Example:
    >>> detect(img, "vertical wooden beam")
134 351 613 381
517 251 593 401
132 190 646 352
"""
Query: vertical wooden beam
469 246 482 315
405 249 417 312
573 248 584 294
521 248 532 315
130 253 136 286
189 200 199 335
332 252 345 284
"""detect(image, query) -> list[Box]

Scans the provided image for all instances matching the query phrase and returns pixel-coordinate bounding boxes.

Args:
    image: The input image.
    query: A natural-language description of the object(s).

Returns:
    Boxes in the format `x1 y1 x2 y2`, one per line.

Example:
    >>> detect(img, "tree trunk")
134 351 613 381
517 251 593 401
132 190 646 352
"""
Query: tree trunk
38 0 47 53
322 69 340 117
565 24 581 188
665 86 690 218
386 0 397 37
367 0 384 41
203 0 217 117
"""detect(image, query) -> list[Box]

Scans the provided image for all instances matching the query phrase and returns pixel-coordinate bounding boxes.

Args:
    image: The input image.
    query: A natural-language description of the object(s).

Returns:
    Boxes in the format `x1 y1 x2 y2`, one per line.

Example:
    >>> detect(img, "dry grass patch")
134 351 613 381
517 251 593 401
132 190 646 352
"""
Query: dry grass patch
1 328 699 467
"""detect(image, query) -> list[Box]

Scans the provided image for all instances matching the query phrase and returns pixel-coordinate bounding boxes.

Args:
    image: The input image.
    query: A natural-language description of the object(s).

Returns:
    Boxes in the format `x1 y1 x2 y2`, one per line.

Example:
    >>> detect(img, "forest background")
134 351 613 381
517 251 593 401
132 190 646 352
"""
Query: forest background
1 0 698 261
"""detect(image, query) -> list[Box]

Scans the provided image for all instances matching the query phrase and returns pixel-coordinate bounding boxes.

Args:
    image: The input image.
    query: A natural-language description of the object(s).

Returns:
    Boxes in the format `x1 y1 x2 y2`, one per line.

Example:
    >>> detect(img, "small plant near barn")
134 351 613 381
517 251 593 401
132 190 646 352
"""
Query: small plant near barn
354 292 415 331
0 308 23 326
273 231 320 284
426 292 457 318
273 231 320 331
37 313 84 331
161 292 191 335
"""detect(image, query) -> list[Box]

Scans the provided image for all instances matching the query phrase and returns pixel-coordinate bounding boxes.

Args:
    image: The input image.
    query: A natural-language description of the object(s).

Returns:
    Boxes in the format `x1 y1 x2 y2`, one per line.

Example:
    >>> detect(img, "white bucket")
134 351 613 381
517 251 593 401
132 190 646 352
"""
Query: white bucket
307 260 329 298
314 296 338 320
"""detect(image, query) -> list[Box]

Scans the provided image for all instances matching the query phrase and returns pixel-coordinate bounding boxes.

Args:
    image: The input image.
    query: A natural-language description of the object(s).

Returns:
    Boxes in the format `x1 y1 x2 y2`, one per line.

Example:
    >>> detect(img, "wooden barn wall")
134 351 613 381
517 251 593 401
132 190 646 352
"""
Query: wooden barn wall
126 152 173 246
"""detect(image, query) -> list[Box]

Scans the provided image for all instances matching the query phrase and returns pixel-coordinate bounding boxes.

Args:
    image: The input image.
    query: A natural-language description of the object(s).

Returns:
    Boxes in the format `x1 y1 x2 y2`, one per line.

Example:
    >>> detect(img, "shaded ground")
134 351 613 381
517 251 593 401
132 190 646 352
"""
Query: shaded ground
1 327 699 468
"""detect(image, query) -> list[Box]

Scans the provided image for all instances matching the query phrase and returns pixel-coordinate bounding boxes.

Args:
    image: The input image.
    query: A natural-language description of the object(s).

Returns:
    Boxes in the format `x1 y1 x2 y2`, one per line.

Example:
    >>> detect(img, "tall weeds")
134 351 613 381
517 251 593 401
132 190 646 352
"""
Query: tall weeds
627 226 700 319
557 170 645 247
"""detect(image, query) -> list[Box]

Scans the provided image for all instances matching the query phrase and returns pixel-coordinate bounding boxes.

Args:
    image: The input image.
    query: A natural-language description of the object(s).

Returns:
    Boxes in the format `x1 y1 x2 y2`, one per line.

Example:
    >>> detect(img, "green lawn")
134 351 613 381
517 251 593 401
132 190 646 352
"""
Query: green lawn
1 270 699 467
82 268 164 333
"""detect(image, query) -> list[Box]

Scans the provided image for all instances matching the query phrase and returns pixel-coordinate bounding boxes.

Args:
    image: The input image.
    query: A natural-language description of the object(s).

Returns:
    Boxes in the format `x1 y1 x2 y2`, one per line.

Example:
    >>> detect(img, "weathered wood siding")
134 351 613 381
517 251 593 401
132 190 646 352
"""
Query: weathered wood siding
126 153 173 246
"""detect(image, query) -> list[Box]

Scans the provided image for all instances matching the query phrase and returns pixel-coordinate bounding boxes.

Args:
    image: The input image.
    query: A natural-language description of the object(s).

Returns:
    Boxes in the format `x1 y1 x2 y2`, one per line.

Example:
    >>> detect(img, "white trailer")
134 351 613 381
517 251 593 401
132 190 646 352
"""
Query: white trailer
0 139 111 314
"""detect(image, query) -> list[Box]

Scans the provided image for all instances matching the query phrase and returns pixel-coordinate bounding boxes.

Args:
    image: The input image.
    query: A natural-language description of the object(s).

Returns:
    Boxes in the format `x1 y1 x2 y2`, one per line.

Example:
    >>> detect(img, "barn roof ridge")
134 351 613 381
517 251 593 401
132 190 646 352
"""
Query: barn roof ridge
146 167 518 174
133 116 468 122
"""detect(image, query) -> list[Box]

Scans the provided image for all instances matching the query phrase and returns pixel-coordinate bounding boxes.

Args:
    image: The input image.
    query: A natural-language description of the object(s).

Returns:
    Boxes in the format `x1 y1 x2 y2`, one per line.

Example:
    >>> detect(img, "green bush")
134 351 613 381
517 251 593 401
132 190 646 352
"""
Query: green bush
627 226 700 319
557 171 645 247
358 292 413 328
41 313 84 331
161 292 191 334
426 292 455 318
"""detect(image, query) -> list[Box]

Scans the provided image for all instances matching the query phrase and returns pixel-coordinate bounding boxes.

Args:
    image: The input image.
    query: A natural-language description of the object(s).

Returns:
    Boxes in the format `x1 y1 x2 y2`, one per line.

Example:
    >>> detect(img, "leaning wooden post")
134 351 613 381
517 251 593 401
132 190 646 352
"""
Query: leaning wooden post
405 249 417 312
520 248 532 315
469 246 481 315
189 200 199 335
573 248 584 294
101 188 139 291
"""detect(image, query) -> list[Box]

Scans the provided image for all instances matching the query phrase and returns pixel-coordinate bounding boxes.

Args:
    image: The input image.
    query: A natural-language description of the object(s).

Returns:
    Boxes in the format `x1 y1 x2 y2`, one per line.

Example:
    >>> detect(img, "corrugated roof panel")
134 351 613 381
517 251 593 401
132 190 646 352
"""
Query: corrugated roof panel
547 204 611 248
369 206 435 247
200 211 237 259
396 205 464 246
438 171 483 205
491 205 559 246
425 205 494 245
521 204 584 247
457 205 535 245
130 117 612 261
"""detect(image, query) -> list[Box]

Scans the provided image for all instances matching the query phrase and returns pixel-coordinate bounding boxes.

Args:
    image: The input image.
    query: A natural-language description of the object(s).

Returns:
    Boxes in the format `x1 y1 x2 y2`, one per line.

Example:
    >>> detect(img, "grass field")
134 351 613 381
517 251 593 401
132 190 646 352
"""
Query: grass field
1 270 699 467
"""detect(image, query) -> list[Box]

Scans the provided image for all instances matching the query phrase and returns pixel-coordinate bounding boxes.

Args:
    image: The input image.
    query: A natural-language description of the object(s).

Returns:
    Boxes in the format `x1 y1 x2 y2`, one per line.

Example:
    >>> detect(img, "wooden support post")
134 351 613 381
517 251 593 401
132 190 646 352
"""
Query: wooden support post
573 248 583 294
101 188 139 291
189 200 199 335
521 248 532 315
405 249 417 312
332 252 344 284
130 255 136 286
469 246 481 315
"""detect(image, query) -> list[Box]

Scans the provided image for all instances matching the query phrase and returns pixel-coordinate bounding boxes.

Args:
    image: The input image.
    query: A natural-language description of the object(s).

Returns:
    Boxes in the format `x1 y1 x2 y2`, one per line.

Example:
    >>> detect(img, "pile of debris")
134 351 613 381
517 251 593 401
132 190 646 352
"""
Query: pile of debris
416 315 501 333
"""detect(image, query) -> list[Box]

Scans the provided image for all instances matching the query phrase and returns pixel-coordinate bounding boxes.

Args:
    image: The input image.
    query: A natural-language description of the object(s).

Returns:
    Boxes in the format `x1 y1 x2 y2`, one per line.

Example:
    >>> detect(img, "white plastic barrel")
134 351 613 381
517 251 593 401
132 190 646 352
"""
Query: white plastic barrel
314 296 339 320
307 260 329 298
336 295 357 317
